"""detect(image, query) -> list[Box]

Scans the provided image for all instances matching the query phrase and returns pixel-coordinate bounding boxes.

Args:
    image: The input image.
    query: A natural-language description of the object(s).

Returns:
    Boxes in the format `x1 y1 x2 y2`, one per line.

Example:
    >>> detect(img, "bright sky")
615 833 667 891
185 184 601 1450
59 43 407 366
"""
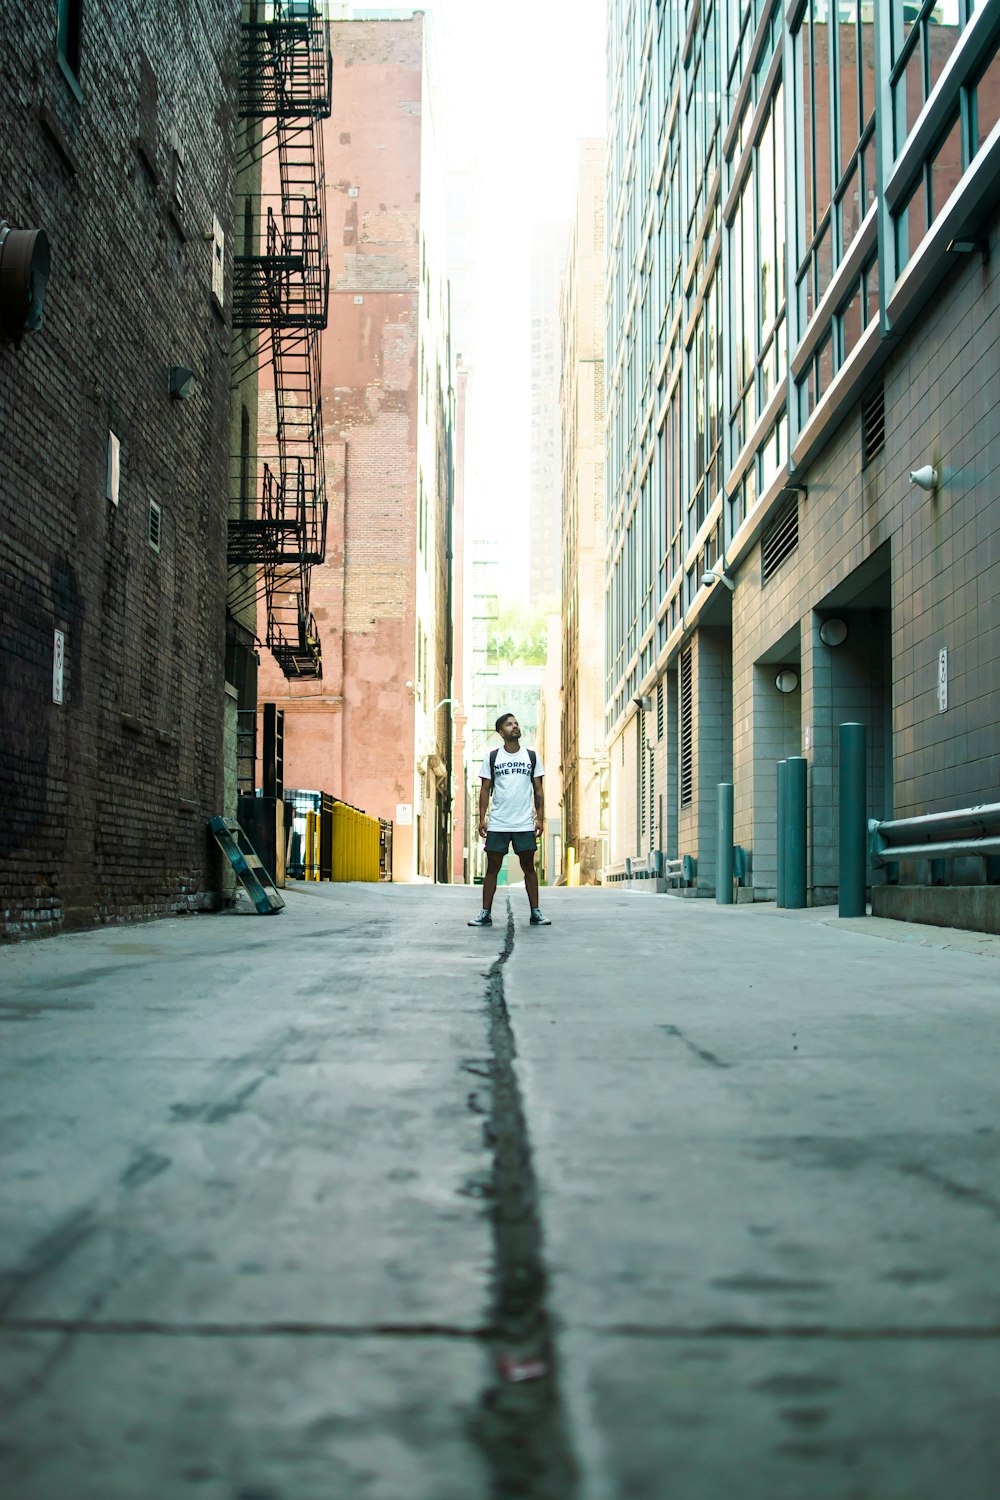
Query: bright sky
423 0 608 598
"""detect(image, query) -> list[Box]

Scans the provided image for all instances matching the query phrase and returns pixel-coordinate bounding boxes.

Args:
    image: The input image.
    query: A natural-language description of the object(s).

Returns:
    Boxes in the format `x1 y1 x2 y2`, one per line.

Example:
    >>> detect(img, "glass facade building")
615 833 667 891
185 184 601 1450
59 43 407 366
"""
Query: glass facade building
606 0 1000 910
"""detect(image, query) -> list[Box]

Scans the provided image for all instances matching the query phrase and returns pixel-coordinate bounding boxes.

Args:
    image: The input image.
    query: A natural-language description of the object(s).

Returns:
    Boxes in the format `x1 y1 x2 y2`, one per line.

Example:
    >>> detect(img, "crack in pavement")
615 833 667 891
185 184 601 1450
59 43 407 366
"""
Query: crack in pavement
2 1318 492 1339
575 1322 1000 1339
471 896 580 1500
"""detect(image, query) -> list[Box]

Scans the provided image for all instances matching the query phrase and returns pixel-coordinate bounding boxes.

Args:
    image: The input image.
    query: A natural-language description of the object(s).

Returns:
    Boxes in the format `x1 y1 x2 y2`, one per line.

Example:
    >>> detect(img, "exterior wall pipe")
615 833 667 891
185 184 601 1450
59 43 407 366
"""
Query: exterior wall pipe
839 722 867 917
716 783 734 905
786 756 808 909
776 760 787 906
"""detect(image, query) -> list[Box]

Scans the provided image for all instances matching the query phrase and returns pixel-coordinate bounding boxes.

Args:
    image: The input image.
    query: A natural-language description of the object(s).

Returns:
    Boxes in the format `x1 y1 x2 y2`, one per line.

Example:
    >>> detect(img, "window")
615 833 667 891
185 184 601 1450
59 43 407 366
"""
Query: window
148 499 162 554
689 271 723 528
211 217 225 306
971 46 1000 153
729 86 785 460
895 110 964 270
796 6 876 332
890 0 964 161
57 0 83 84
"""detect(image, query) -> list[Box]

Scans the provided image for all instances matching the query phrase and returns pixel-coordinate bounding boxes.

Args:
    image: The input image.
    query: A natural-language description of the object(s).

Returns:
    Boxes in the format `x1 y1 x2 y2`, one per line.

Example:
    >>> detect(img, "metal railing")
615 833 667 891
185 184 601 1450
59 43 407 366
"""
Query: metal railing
604 853 696 886
869 803 1000 867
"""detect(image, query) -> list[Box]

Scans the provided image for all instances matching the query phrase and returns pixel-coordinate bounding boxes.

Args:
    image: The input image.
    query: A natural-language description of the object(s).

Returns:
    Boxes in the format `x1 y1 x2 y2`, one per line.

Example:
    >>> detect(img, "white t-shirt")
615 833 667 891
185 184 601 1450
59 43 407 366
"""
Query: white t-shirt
479 746 544 832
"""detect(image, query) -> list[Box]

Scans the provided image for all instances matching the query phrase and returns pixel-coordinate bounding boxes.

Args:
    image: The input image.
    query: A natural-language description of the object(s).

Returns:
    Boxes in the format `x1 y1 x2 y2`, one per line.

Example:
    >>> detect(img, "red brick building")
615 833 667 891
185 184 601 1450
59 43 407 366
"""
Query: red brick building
256 14 455 883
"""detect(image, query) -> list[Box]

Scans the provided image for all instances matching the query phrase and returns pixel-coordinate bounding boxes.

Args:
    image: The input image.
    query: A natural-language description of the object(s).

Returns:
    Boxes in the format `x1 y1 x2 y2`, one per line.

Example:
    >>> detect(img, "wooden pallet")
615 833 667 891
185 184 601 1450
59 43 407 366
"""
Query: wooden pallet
208 816 285 915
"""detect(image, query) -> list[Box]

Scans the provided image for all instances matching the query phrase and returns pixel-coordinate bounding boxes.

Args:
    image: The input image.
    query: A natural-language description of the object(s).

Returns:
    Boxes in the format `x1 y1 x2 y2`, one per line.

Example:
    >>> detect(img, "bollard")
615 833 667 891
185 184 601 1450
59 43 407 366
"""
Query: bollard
333 803 346 881
776 760 787 906
716 783 734 905
839 722 867 917
785 756 808 909
304 811 317 881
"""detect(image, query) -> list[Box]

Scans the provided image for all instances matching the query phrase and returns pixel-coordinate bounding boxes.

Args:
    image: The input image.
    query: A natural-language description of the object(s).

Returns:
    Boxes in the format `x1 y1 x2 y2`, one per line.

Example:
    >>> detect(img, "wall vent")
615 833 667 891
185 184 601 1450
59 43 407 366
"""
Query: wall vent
679 646 693 807
640 721 647 838
862 386 885 466
656 678 664 740
148 498 162 553
761 494 799 585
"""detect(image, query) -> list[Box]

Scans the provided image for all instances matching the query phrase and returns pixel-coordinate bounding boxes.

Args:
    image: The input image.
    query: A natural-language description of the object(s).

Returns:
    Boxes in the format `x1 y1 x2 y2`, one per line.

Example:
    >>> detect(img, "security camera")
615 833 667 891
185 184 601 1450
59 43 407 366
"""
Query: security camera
909 465 939 492
702 563 735 592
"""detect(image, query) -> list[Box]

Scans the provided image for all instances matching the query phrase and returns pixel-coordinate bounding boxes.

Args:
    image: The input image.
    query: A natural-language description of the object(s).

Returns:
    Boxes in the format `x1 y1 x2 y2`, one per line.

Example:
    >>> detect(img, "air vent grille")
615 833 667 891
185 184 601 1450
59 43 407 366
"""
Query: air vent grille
148 499 162 552
761 495 799 585
679 646 693 807
862 386 885 466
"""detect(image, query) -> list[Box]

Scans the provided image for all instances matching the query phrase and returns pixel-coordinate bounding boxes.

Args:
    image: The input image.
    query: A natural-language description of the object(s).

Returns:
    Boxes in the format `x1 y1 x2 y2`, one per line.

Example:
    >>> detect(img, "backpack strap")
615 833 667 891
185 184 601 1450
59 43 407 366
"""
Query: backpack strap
491 747 538 786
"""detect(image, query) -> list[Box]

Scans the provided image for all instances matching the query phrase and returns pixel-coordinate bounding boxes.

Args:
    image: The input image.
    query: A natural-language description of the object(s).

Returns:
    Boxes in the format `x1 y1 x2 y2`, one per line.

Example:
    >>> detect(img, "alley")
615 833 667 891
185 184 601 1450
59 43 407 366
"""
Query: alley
2 886 1000 1499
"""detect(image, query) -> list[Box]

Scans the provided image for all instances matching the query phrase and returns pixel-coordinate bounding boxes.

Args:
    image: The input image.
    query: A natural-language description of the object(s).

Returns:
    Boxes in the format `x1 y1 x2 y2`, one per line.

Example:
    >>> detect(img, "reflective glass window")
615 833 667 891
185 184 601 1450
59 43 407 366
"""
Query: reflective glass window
890 1 963 160
972 47 1000 153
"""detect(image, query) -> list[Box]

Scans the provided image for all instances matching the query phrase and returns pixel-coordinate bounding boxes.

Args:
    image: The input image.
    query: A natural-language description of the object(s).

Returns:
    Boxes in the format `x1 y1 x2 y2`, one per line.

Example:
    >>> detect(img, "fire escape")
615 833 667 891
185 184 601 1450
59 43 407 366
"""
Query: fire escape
229 1 331 679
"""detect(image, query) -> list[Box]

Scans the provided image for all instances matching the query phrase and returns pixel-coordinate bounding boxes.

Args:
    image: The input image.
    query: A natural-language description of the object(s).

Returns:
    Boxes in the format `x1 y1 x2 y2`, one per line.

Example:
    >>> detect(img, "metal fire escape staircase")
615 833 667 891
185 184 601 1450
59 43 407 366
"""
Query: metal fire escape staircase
229 1 331 680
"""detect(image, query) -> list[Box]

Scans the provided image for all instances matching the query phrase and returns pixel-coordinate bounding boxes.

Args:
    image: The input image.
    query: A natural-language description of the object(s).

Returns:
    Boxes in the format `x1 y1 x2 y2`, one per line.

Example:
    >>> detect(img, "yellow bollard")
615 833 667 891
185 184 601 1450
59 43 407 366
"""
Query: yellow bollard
331 803 343 882
304 811 318 881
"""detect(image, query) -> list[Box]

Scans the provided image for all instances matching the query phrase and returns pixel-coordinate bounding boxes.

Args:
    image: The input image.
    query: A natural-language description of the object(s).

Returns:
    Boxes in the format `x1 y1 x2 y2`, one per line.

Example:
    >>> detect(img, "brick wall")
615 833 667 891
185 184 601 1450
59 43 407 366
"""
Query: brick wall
254 16 457 883
1 1 240 939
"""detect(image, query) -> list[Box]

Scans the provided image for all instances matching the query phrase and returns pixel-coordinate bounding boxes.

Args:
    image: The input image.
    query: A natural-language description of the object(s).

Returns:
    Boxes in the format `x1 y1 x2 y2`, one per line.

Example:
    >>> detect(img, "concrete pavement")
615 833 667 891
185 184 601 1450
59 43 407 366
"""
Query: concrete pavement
1 884 999 1498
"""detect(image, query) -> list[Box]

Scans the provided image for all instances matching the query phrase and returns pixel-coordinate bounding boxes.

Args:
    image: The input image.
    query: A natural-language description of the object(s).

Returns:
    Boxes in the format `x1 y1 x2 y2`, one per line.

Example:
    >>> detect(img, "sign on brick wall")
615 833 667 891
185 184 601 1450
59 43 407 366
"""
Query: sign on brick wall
52 630 64 704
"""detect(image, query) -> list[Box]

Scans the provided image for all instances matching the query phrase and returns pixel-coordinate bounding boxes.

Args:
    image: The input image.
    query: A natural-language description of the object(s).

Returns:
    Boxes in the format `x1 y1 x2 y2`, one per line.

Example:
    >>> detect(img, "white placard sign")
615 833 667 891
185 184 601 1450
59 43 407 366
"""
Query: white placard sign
937 648 948 713
53 629 65 704
395 803 413 826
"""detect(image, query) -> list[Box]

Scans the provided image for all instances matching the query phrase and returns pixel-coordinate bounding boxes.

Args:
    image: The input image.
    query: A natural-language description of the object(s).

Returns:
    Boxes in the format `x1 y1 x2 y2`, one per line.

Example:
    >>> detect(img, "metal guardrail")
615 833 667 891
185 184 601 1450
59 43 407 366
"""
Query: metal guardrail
604 853 696 886
868 803 1000 865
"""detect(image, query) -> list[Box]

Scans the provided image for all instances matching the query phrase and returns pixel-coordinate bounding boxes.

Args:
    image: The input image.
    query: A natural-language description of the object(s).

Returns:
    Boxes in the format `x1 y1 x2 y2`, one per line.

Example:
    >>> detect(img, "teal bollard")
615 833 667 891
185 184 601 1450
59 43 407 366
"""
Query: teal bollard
776 760 787 906
786 756 808 909
839 722 867 917
716 783 734 905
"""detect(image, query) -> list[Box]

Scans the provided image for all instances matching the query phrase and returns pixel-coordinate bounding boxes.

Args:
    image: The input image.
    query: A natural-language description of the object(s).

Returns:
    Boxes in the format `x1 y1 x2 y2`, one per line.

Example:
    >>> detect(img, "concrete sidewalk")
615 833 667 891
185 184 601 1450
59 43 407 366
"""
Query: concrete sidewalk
506 891 1000 1500
1 884 999 1498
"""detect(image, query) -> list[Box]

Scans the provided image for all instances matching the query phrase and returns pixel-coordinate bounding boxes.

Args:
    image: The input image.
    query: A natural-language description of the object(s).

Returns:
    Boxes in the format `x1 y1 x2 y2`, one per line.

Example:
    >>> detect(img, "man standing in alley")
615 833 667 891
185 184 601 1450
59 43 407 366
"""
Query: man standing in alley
468 712 551 928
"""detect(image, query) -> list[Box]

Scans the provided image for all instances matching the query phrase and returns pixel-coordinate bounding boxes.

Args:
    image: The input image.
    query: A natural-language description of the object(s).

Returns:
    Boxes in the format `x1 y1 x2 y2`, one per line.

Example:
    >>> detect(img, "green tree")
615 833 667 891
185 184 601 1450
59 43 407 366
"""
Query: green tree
490 602 548 665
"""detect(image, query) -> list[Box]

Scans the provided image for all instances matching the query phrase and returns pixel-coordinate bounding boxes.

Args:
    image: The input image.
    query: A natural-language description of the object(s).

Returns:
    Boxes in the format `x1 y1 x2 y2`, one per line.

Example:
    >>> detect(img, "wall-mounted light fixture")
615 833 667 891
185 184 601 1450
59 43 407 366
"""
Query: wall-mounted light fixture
775 669 799 694
909 465 938 493
819 617 848 647
947 237 989 261
634 694 653 710
701 560 735 592
0 223 51 343
168 365 198 400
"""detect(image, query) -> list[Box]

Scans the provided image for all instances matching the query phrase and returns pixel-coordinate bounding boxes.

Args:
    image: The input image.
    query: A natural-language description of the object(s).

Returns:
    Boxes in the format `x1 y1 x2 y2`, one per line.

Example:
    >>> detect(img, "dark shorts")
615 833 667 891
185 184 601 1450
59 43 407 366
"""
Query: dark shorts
485 830 537 855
